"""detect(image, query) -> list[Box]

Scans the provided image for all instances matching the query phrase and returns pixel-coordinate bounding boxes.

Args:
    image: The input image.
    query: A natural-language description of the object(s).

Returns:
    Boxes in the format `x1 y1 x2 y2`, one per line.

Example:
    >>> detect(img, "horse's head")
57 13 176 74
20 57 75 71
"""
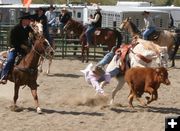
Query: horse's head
33 35 54 57
120 17 132 30
63 18 75 32
120 17 141 36
63 19 84 37
30 21 43 35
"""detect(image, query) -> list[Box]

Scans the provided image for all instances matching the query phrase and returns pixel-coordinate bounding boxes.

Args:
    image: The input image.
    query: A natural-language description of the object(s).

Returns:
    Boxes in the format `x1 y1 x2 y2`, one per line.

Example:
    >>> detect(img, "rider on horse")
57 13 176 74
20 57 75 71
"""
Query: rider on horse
59 7 72 37
85 5 102 48
142 11 156 40
0 12 34 84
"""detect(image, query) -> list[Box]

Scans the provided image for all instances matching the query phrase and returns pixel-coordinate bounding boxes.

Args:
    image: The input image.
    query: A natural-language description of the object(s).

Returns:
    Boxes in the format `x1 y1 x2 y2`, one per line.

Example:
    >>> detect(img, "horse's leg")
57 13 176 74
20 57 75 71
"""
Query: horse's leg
12 84 20 111
31 88 42 114
86 47 89 63
38 57 44 73
47 56 53 74
81 44 85 63
170 44 179 67
110 76 125 105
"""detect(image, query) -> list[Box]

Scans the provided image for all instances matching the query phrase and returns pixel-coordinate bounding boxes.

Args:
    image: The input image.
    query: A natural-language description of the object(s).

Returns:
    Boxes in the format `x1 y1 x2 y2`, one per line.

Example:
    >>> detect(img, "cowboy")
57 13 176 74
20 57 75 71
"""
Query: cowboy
81 63 110 95
59 7 71 36
142 11 156 40
85 5 102 48
0 12 33 84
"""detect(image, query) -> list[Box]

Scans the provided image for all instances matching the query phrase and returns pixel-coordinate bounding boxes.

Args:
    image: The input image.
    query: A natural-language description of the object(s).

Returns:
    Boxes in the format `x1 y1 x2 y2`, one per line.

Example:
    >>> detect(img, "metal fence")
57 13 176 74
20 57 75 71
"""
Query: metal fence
0 24 180 60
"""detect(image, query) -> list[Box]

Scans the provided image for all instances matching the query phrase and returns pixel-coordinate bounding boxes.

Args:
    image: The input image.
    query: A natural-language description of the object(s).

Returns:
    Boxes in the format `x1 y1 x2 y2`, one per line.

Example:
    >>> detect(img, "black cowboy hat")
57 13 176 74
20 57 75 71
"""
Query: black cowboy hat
142 11 150 15
36 7 45 13
18 12 32 19
48 5 55 10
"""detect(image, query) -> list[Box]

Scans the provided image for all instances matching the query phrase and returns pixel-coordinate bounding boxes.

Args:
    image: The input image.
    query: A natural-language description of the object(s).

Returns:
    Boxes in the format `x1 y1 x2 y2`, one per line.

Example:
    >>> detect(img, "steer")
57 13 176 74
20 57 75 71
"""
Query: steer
124 67 170 108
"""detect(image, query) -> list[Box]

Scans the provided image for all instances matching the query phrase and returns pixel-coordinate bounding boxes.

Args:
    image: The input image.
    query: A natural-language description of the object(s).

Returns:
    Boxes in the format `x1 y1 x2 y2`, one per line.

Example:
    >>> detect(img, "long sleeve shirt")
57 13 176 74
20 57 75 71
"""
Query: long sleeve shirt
81 63 111 94
45 11 56 25
144 16 155 29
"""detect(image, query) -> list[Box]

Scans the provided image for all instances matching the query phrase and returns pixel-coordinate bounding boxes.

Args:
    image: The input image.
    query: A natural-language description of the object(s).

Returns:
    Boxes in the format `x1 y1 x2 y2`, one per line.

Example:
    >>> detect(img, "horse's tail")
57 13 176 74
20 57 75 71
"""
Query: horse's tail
115 29 123 48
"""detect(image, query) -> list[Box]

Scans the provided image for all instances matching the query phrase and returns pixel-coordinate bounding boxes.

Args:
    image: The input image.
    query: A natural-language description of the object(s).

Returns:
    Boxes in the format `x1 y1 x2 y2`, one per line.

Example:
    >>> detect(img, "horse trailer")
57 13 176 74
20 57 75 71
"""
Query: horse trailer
83 6 170 30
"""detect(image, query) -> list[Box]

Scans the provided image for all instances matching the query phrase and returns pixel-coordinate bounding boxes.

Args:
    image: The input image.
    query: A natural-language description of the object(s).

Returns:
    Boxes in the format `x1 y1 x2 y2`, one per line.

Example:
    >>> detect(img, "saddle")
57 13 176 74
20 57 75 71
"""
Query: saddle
118 44 132 73
147 30 161 41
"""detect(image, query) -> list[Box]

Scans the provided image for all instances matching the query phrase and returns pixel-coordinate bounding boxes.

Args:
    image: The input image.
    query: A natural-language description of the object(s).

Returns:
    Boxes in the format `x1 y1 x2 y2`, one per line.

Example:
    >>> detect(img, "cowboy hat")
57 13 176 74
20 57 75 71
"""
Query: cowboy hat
36 7 45 13
92 65 105 76
61 7 67 11
95 6 101 11
18 12 32 19
142 11 150 15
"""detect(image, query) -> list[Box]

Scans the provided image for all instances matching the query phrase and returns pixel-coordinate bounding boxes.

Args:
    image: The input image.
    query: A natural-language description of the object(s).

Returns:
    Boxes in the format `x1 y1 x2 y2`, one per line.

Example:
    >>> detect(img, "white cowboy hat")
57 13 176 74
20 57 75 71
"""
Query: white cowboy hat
61 7 67 11
95 5 101 11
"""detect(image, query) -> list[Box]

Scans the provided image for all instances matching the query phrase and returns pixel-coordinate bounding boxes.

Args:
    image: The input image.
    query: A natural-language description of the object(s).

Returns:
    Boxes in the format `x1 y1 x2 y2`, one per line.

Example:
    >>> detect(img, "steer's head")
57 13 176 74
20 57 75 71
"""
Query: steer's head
155 67 170 85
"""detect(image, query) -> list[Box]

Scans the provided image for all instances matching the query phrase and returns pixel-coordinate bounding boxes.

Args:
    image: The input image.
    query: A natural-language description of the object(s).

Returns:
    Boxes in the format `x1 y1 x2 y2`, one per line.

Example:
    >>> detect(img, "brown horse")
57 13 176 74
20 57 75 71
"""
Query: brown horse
0 22 54 113
64 19 123 62
120 17 180 67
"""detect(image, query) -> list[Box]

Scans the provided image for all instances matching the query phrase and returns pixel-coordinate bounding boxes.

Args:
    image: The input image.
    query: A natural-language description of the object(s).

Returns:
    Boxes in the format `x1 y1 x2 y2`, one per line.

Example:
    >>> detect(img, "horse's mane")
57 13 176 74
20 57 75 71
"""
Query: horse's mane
129 21 141 34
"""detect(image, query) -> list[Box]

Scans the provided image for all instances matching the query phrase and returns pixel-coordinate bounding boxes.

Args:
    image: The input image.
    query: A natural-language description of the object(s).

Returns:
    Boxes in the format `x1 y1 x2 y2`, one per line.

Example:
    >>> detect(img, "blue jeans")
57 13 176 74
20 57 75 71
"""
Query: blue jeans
109 68 120 77
85 25 96 45
97 52 115 66
1 50 17 80
44 27 53 45
142 27 156 40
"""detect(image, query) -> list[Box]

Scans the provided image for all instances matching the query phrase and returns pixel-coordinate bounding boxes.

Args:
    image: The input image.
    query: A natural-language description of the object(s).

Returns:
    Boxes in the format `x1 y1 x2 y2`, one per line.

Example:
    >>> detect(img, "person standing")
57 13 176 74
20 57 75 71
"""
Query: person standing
45 5 57 34
45 5 56 27
142 11 156 40
0 12 33 84
33 7 54 46
85 6 102 48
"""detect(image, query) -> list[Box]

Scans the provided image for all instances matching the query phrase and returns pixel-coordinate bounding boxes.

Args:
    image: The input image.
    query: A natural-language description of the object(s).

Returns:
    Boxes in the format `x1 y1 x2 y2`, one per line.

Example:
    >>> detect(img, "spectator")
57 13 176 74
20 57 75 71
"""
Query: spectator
33 7 53 45
45 5 57 34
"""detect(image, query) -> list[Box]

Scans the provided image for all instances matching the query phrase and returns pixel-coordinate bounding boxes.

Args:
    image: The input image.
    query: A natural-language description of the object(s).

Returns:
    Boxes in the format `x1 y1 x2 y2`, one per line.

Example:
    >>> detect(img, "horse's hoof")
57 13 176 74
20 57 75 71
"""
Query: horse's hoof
36 107 42 114
128 105 134 109
10 105 23 112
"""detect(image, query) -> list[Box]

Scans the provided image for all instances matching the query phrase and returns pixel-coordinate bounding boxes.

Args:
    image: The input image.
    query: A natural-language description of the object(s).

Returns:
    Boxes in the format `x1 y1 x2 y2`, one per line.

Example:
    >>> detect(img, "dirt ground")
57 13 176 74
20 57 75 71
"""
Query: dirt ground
0 59 180 131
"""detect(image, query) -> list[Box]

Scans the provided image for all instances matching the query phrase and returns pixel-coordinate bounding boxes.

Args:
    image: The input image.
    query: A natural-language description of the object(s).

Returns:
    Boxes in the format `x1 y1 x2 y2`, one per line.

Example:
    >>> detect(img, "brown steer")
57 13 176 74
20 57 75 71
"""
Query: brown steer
125 67 170 108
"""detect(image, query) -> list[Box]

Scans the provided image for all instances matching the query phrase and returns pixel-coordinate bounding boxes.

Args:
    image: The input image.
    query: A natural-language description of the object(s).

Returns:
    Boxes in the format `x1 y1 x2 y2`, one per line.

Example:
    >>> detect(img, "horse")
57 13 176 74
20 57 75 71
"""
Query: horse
36 23 56 75
63 18 123 63
119 17 180 67
106 37 169 105
0 22 54 113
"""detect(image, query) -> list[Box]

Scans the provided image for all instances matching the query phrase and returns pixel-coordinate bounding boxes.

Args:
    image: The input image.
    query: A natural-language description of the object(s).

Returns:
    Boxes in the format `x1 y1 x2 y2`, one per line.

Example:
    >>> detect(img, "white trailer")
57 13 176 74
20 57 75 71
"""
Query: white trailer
0 4 171 30
82 6 170 30
134 6 180 28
